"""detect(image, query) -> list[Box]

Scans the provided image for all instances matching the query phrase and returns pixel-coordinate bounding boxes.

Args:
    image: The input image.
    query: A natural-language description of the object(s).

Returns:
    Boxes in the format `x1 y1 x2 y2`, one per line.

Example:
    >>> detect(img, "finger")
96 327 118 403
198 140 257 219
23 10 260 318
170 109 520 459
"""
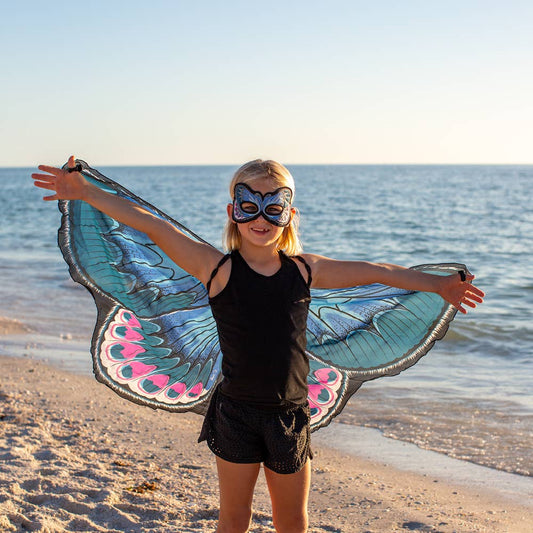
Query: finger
43 194 59 201
468 286 485 298
466 293 484 304
38 164 62 176
31 173 55 182
462 299 477 309
34 181 56 191
67 155 80 171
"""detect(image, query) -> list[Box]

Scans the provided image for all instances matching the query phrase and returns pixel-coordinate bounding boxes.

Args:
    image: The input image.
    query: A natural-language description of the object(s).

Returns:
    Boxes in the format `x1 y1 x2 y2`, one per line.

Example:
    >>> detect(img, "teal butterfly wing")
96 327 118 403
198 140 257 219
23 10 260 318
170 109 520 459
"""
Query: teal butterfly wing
58 160 221 414
307 266 466 431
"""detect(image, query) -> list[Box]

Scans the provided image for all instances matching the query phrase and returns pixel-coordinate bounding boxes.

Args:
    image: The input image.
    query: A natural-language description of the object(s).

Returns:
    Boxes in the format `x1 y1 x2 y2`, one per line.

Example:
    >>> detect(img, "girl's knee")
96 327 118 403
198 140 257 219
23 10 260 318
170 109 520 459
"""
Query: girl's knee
217 506 253 533
272 510 308 533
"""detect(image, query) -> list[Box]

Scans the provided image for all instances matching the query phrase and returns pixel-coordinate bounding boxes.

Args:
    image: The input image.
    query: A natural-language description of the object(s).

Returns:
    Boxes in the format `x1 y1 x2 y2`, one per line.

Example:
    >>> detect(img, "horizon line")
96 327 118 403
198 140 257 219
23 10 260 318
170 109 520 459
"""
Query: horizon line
3 161 533 169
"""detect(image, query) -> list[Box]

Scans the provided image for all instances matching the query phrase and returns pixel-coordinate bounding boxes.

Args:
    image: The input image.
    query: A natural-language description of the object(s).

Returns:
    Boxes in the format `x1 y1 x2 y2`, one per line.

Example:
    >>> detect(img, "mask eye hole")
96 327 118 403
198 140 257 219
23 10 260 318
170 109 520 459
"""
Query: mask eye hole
240 202 259 214
265 205 284 216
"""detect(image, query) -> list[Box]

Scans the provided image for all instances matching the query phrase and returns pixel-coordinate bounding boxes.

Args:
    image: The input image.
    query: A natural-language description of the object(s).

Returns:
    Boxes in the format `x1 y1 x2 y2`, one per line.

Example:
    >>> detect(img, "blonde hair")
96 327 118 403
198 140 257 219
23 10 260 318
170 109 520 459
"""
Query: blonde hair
223 159 303 256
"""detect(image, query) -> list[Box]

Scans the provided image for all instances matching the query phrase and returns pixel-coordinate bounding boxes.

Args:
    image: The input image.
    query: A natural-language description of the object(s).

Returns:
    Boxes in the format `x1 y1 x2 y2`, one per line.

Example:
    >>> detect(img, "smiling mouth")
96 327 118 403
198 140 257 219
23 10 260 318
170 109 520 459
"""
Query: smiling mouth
251 227 269 234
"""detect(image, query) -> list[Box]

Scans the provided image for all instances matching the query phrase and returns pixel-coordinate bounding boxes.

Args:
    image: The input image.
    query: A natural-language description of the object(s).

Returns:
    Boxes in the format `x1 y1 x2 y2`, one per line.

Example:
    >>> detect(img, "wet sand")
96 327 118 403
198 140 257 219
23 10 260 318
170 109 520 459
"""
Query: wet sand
1 355 531 532
336 386 533 477
0 317 32 336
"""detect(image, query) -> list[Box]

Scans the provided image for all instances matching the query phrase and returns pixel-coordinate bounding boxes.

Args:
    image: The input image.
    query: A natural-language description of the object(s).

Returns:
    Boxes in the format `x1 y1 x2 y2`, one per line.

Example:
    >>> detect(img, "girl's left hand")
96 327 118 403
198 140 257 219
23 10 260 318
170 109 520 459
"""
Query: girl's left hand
438 272 485 314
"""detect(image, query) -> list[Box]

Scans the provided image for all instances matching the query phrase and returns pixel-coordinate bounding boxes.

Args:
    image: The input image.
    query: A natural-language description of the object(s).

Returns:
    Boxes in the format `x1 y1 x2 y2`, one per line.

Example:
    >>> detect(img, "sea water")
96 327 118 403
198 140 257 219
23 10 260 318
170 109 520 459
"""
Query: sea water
1 164 531 477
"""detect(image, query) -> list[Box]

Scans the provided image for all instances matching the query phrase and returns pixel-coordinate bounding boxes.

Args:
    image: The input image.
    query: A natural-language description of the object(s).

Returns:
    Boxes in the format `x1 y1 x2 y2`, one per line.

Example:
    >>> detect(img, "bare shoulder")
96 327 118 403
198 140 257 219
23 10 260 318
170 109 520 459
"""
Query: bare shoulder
290 252 328 285
205 252 232 298
298 252 332 275
299 252 328 266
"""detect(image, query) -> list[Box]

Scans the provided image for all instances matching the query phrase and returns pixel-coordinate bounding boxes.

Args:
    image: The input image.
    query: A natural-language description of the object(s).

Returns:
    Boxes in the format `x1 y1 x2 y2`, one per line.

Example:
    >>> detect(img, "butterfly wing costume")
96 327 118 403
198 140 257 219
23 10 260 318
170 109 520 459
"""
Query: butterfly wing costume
57 161 466 431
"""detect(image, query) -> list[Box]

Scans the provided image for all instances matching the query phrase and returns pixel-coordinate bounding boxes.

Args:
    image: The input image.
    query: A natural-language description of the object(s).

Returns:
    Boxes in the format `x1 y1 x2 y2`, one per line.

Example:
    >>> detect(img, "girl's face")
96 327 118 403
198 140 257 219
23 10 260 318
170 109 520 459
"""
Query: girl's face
228 178 294 248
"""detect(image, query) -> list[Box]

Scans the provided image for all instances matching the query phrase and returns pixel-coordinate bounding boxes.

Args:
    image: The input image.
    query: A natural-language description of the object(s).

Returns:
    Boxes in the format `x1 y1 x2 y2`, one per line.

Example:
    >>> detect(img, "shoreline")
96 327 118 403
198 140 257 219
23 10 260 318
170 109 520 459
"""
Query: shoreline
3 321 531 479
1 355 532 532
314 424 533 505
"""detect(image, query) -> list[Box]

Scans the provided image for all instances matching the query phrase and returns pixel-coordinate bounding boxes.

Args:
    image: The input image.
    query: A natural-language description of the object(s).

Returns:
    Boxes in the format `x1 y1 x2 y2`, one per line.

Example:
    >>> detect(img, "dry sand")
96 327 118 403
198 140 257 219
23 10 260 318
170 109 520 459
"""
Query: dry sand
1 355 531 532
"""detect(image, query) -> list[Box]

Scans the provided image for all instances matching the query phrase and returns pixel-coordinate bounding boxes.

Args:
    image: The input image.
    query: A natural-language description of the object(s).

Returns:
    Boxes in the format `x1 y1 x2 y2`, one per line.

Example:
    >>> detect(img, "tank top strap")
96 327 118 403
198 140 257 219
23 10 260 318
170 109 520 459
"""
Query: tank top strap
206 253 231 293
292 255 312 288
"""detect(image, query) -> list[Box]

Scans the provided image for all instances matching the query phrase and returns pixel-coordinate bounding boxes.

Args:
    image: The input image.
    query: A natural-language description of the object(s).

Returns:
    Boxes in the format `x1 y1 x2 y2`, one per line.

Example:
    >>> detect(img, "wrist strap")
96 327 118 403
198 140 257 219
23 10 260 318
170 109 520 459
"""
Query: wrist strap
67 163 82 173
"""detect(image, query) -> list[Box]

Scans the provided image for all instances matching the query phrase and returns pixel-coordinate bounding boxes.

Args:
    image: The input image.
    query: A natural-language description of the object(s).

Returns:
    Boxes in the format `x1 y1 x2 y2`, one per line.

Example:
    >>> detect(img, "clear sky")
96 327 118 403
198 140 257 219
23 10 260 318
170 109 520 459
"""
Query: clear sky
1 0 532 166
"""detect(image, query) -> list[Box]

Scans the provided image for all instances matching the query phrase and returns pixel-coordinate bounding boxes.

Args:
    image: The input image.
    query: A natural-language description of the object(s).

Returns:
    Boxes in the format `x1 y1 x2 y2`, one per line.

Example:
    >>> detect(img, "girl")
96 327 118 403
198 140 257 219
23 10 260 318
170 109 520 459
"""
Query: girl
32 156 484 533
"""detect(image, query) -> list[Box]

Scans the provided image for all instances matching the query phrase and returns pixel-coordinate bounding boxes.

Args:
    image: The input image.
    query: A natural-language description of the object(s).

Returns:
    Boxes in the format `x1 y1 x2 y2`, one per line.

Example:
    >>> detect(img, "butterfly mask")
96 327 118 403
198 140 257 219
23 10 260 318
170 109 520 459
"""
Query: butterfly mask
231 183 293 227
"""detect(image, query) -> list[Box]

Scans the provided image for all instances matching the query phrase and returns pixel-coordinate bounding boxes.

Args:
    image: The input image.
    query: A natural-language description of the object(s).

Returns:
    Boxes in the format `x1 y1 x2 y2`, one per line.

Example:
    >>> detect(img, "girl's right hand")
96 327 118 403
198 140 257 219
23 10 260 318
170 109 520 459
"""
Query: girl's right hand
32 155 88 201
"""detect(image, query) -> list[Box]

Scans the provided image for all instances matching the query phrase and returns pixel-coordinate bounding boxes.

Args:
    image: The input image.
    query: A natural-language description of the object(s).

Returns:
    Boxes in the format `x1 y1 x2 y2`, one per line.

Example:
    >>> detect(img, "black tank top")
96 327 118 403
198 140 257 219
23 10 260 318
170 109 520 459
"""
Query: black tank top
208 250 311 408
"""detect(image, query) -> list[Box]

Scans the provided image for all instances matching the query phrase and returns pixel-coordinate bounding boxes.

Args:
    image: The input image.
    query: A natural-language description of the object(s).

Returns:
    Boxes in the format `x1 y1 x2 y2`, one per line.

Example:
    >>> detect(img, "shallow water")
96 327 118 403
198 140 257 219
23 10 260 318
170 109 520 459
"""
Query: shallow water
1 164 531 476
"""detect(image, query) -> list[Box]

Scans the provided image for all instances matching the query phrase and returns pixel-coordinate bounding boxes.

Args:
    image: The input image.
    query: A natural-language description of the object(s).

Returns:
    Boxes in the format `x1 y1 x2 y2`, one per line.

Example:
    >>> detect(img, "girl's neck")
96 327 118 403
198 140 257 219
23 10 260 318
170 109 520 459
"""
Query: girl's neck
238 242 281 274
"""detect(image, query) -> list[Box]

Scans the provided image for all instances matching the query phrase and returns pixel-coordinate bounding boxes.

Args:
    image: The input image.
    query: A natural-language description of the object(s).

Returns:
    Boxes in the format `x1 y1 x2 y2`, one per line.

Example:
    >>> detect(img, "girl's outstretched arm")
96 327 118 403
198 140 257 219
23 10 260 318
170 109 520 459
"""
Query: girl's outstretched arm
32 156 223 285
302 253 484 314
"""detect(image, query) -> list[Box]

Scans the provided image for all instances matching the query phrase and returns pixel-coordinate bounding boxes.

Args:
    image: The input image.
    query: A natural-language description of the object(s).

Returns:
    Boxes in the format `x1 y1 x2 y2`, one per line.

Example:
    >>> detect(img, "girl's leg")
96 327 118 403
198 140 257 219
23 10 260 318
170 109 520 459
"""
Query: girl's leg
264 458 311 533
216 456 261 533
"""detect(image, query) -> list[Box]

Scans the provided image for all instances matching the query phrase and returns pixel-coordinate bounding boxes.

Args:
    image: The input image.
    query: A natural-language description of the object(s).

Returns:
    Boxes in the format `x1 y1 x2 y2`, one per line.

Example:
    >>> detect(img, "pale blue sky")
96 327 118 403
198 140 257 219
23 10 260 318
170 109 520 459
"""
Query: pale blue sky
1 0 532 165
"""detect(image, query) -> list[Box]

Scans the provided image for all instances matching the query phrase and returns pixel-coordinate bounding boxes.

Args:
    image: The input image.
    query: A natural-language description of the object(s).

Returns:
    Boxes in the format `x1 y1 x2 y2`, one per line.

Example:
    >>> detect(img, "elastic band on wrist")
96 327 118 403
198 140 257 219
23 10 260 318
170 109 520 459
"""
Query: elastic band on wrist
67 163 82 173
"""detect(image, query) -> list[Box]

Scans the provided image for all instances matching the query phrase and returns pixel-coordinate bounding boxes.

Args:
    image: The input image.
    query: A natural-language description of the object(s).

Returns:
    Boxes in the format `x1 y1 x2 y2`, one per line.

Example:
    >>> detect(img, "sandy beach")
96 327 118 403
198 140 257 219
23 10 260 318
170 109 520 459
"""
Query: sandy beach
0 354 531 533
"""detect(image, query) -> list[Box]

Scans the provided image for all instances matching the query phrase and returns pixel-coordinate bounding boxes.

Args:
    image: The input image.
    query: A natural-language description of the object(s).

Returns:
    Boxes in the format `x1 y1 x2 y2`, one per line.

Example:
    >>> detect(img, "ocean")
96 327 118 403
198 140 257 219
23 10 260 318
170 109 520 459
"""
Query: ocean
1 164 531 477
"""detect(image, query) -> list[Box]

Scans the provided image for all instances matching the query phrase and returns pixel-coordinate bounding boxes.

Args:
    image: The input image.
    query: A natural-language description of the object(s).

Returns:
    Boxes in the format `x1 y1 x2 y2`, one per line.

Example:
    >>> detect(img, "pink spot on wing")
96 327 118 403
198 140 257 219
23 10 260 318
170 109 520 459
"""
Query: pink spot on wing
187 383 203 398
122 361 156 379
103 340 146 362
119 343 146 359
308 383 320 399
309 401 322 422
308 384 334 407
110 324 143 342
121 311 141 329
313 367 341 385
168 382 187 396
123 327 143 341
145 373 169 389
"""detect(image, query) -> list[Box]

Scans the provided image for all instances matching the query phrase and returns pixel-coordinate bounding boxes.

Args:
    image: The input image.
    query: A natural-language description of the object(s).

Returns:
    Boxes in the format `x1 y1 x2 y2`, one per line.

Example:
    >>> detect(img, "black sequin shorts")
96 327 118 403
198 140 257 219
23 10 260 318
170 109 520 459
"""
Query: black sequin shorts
198 386 312 474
